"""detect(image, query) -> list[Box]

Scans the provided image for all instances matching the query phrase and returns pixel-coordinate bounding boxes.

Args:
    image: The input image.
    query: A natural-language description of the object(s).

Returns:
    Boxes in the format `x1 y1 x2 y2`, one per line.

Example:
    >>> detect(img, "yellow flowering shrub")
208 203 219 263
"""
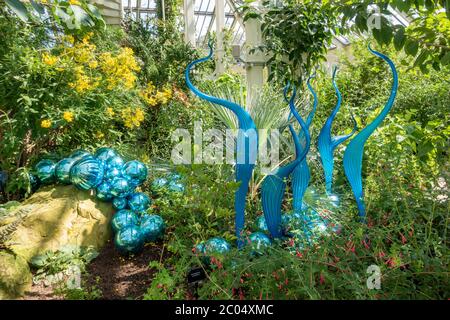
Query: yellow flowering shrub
63 111 74 122
121 107 145 129
99 47 140 90
140 82 173 107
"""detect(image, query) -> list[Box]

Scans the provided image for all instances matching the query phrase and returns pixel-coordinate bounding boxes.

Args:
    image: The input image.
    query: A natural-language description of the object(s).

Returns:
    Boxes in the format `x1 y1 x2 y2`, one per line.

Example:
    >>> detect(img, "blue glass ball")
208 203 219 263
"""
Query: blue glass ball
151 177 168 190
96 181 113 202
55 158 78 184
35 159 57 185
112 197 127 210
168 180 184 192
105 167 122 181
106 156 124 170
114 225 144 254
70 150 91 161
255 215 269 233
140 214 165 242
204 237 231 255
29 173 40 192
70 156 104 190
247 232 272 253
109 177 131 198
111 209 139 233
193 242 206 255
122 160 148 186
95 147 118 163
128 192 151 213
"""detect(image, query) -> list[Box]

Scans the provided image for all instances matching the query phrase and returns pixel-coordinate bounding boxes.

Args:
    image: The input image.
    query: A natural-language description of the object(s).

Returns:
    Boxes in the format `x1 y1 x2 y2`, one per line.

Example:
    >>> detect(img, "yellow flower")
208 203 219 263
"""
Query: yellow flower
99 47 140 90
121 107 145 129
106 107 115 117
68 66 98 93
42 52 58 66
40 0 48 4
63 111 74 122
40 119 52 128
69 0 80 5
95 131 105 139
88 60 98 69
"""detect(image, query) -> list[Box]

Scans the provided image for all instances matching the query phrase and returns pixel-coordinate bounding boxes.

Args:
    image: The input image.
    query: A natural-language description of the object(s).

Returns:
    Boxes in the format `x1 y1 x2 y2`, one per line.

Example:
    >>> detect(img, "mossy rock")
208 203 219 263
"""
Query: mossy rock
3 185 114 261
0 251 32 299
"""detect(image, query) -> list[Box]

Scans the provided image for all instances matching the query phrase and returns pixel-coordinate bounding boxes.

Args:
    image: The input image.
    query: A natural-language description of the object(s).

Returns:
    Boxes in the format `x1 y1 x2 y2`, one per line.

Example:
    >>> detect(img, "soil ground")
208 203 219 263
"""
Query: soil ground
22 240 167 300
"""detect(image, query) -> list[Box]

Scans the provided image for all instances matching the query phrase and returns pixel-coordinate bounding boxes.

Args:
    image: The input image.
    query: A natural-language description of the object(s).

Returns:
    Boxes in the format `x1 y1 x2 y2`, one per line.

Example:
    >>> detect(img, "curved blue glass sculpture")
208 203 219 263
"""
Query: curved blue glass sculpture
261 84 311 238
186 42 257 246
69 156 104 190
95 147 118 163
318 66 357 195
291 74 318 212
343 46 398 220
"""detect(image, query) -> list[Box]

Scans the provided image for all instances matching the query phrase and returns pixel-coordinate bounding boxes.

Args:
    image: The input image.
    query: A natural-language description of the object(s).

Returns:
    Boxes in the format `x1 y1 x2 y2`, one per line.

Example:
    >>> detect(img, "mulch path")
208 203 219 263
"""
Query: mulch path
23 240 168 300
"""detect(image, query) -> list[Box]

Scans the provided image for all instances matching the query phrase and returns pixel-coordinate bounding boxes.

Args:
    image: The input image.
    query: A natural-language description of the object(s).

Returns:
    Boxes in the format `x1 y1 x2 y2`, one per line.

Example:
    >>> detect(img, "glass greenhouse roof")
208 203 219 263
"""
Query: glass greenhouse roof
122 1 410 49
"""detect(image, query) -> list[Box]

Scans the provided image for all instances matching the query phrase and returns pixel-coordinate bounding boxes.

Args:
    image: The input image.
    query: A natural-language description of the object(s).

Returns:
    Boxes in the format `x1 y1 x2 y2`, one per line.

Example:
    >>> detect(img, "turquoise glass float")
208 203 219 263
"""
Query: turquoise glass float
70 150 91 161
104 167 122 181
122 160 148 186
55 158 78 184
35 159 57 185
29 173 40 192
111 209 139 233
193 242 206 255
96 181 113 201
70 156 104 190
255 215 269 233
95 147 118 163
128 192 151 213
168 180 184 192
204 237 231 255
114 225 144 254
140 214 165 242
247 232 272 255
112 197 127 210
109 177 131 198
151 177 168 190
106 156 124 170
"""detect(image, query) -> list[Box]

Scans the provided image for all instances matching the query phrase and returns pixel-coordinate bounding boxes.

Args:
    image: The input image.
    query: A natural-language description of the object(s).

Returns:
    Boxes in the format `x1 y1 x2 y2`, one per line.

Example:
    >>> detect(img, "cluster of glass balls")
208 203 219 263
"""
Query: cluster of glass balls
32 147 166 254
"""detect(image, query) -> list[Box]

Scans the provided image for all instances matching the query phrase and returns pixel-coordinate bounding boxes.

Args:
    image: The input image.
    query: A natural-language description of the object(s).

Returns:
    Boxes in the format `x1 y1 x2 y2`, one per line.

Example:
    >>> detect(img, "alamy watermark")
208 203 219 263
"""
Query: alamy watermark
366 265 381 290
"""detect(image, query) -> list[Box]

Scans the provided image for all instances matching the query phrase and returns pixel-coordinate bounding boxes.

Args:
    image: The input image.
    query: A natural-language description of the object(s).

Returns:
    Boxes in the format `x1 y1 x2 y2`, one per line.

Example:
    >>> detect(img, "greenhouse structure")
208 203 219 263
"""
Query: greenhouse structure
0 0 448 303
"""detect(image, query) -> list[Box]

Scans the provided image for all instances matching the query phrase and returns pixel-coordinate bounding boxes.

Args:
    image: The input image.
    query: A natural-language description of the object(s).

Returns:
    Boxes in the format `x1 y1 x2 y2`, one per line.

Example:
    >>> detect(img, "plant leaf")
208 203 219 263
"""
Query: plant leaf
5 0 29 22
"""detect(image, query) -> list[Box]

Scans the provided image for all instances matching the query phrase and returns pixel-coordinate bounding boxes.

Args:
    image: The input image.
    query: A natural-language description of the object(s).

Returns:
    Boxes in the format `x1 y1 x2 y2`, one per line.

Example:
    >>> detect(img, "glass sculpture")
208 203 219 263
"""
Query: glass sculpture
343 46 398 220
317 66 357 195
261 83 310 239
186 42 257 246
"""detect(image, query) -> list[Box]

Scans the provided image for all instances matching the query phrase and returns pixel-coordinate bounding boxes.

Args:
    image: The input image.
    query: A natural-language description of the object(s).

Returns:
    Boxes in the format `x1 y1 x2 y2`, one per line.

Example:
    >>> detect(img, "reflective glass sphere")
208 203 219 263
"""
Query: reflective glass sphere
128 192 151 213
111 209 139 233
95 147 118 163
70 150 91 161
112 197 127 210
114 225 144 254
109 177 131 198
168 180 184 192
106 156 124 170
204 237 231 255
70 156 104 190
193 242 206 255
55 158 78 184
151 177 168 190
96 181 113 202
35 159 57 185
255 215 269 233
247 232 272 254
29 173 40 192
122 160 148 186
104 167 122 181
140 214 165 242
